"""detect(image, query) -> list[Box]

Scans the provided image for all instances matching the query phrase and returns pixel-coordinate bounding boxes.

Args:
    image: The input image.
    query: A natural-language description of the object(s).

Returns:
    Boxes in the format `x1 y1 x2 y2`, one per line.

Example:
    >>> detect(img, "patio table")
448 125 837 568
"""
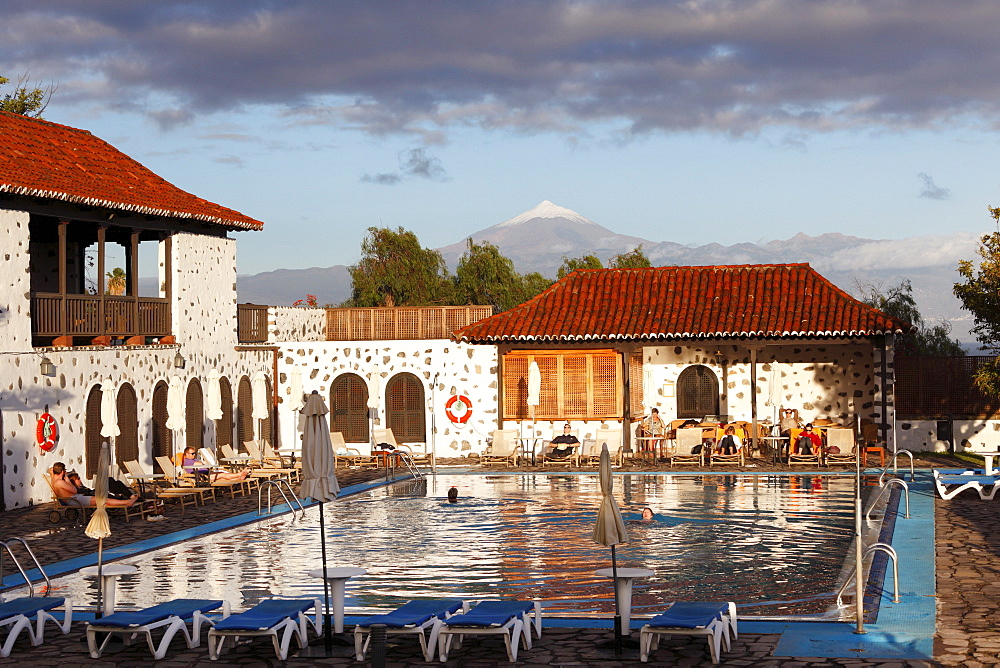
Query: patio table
307 566 367 633
80 564 138 616
595 567 654 635
761 436 789 465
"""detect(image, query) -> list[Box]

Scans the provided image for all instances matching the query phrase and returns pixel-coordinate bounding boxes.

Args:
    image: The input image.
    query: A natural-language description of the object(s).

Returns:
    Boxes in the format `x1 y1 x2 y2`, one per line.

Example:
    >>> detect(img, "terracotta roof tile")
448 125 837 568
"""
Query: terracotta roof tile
454 264 913 343
0 111 262 230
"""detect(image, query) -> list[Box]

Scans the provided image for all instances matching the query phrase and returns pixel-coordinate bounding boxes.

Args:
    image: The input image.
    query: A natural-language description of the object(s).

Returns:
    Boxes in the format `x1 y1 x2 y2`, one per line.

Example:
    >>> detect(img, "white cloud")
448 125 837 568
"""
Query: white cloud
813 233 979 272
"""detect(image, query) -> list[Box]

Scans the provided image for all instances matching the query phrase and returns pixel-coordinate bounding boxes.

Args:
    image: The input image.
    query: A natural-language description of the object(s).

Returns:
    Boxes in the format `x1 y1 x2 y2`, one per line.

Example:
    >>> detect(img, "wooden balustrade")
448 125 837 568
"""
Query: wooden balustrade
325 305 493 341
31 292 170 339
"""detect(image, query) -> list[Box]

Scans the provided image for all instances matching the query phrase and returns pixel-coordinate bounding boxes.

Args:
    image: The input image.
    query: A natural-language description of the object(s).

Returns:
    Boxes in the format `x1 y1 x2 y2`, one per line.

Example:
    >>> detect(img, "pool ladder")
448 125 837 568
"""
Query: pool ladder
836 542 900 608
864 449 915 522
257 478 307 517
0 537 52 600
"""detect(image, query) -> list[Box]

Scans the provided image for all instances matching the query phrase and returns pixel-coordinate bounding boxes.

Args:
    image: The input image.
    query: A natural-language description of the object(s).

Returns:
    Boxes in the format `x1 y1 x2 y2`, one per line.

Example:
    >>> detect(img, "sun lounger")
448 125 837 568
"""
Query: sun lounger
207 597 320 661
638 601 736 664
482 430 521 467
354 598 467 661
0 596 73 658
86 598 229 659
154 457 218 504
41 472 94 524
933 469 1000 500
435 599 542 662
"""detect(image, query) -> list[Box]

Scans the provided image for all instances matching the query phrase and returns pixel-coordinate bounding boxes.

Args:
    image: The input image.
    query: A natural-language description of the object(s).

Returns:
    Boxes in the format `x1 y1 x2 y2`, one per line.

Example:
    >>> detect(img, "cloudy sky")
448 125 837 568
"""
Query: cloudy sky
3 0 999 275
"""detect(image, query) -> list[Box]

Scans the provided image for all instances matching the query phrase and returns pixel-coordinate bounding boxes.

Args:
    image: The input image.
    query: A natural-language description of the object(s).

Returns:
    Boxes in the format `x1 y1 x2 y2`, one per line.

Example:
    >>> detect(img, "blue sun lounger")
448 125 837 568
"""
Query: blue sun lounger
207 597 320 660
0 596 73 658
86 598 229 659
354 598 467 661
638 601 737 664
933 470 1000 500
435 599 542 662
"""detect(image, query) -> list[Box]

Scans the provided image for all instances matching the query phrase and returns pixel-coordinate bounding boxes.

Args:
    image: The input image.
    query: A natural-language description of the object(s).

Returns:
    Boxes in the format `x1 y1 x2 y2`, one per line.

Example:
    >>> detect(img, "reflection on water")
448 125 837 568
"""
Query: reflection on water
44 473 861 617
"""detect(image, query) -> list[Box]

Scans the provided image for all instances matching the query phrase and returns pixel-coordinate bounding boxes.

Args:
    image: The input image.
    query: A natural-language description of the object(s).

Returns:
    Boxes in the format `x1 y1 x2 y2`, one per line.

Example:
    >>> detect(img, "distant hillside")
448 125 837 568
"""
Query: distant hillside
236 201 976 346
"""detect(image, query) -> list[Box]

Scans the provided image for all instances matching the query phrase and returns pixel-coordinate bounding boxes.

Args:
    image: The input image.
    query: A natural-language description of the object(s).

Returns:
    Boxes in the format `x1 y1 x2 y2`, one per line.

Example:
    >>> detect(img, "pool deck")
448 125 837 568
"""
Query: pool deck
0 454 994 666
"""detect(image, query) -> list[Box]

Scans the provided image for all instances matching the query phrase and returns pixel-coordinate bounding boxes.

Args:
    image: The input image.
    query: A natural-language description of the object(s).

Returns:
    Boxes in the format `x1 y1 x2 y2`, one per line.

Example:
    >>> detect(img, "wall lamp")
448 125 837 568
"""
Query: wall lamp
39 356 56 377
173 351 186 369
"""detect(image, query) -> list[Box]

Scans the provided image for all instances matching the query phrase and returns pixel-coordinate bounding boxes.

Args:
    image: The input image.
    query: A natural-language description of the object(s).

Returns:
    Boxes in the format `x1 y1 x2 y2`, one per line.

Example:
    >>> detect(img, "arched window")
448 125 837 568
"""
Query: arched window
676 365 720 419
115 383 139 470
218 376 234 449
152 381 171 468
386 373 425 443
330 373 369 443
186 378 204 452
85 385 103 479
237 376 253 448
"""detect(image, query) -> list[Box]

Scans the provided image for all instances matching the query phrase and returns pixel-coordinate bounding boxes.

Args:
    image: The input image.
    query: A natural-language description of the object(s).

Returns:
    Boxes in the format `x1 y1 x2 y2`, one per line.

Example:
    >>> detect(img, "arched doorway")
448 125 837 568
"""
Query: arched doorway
676 365 720 419
152 381 171 468
115 383 139 470
85 385 103 479
186 378 204 452
330 373 369 443
237 375 253 448
386 373 425 443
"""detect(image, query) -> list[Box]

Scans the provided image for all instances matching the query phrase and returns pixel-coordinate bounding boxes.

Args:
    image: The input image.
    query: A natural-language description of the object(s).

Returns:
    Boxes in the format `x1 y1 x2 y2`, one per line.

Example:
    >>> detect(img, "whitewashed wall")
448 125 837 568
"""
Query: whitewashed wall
275 340 498 457
897 418 1000 454
1 227 271 509
269 306 326 343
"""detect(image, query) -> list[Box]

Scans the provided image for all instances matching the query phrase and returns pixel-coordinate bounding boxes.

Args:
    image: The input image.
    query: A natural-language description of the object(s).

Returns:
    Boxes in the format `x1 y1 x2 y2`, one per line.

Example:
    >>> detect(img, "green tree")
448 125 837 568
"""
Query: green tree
454 239 526 312
346 227 453 307
857 279 965 357
556 253 603 279
522 271 554 300
954 208 1000 392
0 73 53 118
609 245 652 269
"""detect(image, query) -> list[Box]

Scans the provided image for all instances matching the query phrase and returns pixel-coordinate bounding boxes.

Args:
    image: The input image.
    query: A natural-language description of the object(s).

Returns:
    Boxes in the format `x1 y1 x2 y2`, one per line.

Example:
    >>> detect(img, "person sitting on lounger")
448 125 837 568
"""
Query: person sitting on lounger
795 424 823 455
718 426 742 455
180 447 249 482
49 462 139 507
545 424 580 459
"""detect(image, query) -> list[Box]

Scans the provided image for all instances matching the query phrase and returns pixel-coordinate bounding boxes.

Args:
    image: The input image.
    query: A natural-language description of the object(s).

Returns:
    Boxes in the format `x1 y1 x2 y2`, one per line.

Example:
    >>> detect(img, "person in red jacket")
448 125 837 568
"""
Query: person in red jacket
795 423 823 455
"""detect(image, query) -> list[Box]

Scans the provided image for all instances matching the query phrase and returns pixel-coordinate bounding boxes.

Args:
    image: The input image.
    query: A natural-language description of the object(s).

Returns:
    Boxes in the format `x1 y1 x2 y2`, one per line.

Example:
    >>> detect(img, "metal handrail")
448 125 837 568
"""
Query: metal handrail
877 449 915 482
257 478 306 516
866 477 910 522
396 450 424 479
0 537 52 599
836 542 900 607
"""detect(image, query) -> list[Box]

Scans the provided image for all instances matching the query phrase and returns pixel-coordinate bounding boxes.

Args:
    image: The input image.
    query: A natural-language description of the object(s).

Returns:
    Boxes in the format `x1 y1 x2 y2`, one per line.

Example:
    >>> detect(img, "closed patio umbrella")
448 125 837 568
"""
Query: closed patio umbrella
166 376 185 466
85 441 112 617
592 443 629 653
527 361 541 464
300 391 341 653
206 369 223 421
251 372 269 444
100 380 120 439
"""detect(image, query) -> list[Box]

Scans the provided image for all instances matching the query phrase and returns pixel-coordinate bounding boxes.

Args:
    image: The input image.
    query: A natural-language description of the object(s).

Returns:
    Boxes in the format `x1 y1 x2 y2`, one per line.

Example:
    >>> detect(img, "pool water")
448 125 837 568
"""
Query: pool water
43 473 864 617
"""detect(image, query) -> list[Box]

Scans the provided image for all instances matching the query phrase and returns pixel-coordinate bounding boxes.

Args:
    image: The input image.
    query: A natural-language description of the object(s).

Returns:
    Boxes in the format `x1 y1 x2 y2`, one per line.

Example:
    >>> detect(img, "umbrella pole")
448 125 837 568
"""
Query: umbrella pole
320 503 334 652
95 538 104 619
611 543 622 655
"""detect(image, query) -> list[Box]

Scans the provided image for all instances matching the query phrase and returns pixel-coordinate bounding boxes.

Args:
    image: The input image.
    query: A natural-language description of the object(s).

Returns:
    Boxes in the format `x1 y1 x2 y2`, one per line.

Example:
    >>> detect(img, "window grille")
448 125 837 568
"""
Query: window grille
218 376 234 449
502 349 622 420
115 383 139 469
237 376 253 448
86 386 102 479
152 382 171 468
331 373 369 443
386 373 425 442
676 365 719 418
186 379 204 451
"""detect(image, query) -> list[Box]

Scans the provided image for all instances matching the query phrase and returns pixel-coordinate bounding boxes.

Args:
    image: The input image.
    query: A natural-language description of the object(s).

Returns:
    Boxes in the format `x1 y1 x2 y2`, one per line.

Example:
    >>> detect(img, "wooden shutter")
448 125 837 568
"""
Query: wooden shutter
677 365 719 418
386 373 425 442
186 379 204 451
501 350 622 420
85 386 103 479
628 352 644 416
237 376 253 448
331 373 369 443
115 383 139 469
218 376 233 449
152 381 171 468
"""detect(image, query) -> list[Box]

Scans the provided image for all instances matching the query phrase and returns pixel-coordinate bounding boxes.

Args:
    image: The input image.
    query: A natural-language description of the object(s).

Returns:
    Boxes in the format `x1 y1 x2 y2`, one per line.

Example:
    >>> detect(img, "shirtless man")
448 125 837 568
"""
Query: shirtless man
49 462 138 507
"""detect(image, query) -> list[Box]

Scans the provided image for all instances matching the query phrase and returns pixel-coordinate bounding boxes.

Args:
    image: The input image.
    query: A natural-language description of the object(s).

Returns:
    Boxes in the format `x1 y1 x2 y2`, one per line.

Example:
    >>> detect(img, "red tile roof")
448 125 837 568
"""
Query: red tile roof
454 264 913 343
0 111 262 230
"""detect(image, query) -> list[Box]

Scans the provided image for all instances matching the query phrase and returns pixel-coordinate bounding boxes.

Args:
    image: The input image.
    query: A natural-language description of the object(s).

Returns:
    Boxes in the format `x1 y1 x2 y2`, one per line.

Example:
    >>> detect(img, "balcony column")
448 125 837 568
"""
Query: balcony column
97 225 106 340
58 221 68 335
129 230 139 340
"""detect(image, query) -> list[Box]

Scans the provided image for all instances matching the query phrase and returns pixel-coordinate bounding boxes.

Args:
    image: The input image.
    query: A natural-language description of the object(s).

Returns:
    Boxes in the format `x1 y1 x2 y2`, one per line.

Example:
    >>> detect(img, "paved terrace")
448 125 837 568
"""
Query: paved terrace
0 455 993 666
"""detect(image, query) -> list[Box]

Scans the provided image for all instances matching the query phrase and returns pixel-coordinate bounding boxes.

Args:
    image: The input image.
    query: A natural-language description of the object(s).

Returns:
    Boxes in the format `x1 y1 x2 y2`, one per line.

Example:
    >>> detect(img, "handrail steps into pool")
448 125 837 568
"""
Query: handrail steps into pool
0 537 73 658
354 598 468 661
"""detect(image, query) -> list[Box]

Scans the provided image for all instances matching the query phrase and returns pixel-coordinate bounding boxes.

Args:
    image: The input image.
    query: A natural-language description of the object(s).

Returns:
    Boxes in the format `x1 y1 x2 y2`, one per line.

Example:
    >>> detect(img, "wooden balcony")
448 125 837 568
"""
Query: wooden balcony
237 303 269 343
325 305 493 341
31 292 171 342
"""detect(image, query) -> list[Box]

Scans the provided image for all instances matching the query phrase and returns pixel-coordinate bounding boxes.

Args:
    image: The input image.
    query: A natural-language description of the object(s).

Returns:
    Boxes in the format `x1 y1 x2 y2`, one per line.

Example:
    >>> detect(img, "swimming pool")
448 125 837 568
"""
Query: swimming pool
43 472 869 617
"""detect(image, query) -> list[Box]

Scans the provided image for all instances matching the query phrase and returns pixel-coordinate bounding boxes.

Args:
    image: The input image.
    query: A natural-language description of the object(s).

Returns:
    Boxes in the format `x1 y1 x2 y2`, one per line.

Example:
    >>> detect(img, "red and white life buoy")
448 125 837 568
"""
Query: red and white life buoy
37 413 58 452
445 394 473 424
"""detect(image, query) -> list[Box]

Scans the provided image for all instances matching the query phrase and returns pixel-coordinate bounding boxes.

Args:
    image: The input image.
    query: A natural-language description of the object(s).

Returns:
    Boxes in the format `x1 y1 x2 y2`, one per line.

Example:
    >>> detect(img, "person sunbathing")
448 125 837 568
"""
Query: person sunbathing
545 424 579 459
180 447 249 482
49 462 138 507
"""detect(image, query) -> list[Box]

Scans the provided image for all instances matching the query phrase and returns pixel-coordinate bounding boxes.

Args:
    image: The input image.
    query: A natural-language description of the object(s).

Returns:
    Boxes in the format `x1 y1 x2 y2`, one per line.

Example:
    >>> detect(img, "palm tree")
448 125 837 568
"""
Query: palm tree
106 267 126 296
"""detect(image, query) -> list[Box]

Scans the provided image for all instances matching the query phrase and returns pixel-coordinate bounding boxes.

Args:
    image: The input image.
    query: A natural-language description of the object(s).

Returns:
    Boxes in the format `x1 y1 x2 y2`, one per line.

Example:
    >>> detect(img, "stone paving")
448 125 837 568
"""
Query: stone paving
0 454 992 666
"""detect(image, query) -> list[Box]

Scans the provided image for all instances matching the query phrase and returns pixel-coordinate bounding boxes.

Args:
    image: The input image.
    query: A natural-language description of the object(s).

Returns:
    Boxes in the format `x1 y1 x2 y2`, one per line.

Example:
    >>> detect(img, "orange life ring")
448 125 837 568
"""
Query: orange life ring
37 413 58 452
445 394 473 424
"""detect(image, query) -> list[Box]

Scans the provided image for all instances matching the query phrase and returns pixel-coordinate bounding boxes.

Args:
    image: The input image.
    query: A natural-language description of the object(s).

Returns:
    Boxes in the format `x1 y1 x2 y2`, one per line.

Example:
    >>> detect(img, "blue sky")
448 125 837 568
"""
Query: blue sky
3 1 1000 276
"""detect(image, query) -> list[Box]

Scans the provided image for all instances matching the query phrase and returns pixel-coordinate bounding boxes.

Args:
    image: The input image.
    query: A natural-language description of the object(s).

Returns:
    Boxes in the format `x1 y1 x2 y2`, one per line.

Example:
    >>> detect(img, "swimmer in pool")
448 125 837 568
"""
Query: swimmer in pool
640 507 654 520
447 486 458 503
